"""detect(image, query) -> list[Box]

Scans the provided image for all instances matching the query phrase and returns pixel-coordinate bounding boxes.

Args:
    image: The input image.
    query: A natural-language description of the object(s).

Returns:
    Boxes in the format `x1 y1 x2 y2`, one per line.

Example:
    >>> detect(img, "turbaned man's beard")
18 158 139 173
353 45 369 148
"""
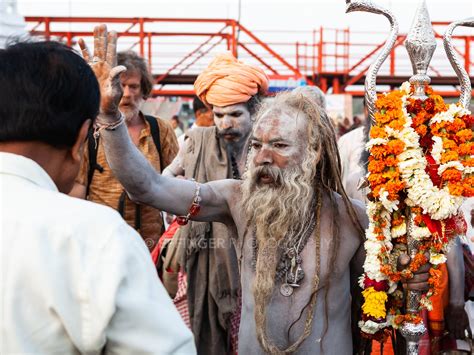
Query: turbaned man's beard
240 151 317 349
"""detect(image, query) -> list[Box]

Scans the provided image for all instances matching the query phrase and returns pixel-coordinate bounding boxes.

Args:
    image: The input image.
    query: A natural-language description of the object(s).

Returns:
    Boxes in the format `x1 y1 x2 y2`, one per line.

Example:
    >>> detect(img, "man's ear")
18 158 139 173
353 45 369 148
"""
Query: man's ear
71 119 92 163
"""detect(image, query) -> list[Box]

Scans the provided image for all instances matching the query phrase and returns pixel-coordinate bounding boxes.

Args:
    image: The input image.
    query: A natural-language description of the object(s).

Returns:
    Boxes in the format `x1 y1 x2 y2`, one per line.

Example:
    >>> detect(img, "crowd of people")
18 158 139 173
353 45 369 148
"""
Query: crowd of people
1 23 472 355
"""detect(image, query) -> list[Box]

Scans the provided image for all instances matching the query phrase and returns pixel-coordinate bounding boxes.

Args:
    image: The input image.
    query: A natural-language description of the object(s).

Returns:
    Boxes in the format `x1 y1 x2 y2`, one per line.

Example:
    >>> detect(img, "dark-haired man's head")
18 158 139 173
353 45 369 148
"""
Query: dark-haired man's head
192 96 214 127
0 41 100 193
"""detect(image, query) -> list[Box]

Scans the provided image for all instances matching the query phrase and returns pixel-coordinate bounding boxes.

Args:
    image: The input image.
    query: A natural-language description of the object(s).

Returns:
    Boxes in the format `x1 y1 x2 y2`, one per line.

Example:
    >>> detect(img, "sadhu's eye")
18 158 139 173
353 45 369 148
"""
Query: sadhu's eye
251 142 262 150
274 143 288 149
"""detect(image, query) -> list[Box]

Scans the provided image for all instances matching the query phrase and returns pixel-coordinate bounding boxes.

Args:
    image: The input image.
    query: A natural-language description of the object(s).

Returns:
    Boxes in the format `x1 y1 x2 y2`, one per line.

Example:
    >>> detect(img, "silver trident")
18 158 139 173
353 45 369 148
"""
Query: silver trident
345 0 436 354
345 0 399 122
399 2 435 352
347 1 473 354
443 17 474 108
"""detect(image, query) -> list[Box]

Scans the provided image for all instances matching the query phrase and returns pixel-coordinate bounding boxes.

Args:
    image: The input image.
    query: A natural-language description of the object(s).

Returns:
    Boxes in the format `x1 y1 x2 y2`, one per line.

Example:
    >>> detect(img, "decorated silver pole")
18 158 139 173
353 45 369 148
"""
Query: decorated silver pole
399 1 437 353
443 17 474 108
345 0 399 122
399 213 427 354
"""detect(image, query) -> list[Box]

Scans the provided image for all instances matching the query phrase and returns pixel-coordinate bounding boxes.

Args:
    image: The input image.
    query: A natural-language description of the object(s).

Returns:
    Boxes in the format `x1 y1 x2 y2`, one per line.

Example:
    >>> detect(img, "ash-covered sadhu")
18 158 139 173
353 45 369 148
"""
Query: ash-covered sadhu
163 51 269 354
94 24 431 354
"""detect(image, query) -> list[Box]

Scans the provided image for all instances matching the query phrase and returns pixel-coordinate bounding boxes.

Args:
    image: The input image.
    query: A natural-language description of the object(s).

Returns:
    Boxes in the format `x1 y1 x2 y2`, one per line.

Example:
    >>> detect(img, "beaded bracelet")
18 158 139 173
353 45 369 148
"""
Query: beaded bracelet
93 112 126 140
176 180 201 225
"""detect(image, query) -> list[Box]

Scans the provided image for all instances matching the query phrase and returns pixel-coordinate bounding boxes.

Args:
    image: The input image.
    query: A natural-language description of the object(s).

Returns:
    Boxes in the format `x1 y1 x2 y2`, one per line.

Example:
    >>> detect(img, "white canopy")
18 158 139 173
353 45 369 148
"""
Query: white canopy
0 0 27 49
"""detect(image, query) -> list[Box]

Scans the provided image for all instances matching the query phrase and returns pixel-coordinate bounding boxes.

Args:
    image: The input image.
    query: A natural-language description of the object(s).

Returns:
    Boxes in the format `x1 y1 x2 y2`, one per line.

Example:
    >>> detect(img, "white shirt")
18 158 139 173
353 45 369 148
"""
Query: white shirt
461 197 474 252
164 124 199 177
0 152 196 355
337 126 366 191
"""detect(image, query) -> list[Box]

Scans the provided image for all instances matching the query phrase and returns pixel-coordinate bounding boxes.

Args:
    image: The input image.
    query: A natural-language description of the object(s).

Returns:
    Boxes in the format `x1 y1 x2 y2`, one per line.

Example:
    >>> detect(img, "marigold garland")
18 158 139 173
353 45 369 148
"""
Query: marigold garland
359 82 473 340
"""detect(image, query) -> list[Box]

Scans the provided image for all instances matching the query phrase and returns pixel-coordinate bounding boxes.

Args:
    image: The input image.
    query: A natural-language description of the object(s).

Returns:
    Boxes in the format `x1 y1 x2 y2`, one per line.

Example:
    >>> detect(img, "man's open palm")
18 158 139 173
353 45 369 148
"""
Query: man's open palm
79 24 126 118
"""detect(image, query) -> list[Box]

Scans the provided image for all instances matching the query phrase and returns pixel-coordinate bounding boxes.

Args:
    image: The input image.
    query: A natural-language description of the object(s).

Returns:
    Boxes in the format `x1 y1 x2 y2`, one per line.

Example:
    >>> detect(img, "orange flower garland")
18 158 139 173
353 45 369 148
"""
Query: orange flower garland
359 82 473 340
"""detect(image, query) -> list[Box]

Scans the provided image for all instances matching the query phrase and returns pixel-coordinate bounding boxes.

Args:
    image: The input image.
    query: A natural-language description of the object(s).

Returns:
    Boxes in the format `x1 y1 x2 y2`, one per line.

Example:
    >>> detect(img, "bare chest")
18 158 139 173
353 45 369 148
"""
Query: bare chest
235 217 360 353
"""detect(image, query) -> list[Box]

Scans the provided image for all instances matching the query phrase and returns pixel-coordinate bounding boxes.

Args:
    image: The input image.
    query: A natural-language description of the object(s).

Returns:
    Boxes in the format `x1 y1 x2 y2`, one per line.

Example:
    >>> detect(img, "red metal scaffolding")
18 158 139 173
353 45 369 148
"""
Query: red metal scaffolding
25 16 473 98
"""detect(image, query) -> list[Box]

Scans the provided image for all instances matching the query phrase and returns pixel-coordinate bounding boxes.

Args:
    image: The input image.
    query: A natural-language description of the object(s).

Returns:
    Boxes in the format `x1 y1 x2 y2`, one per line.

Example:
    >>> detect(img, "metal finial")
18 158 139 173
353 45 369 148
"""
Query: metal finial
444 17 474 108
346 0 399 122
405 0 437 101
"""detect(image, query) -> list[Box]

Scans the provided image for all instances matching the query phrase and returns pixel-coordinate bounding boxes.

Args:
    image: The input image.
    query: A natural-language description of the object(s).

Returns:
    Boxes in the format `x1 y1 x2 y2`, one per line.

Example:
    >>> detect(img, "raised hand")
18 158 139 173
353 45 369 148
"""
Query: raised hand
79 24 126 121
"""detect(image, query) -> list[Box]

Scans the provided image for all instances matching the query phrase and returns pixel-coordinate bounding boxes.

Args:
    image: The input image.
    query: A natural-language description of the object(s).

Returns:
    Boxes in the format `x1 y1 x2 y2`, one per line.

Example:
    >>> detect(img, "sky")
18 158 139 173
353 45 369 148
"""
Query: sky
8 0 474 93
14 0 473 33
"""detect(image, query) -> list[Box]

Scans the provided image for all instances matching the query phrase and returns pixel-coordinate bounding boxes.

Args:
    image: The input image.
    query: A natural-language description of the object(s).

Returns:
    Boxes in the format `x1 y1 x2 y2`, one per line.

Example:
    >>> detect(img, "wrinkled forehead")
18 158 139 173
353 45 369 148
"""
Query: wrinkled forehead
119 69 141 83
253 107 308 141
212 103 249 115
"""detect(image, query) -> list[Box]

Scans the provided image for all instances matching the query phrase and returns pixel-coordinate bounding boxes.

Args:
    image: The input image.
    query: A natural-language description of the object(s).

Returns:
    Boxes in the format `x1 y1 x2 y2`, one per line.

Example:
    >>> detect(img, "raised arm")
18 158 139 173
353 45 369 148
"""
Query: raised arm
101 122 234 222
79 25 234 224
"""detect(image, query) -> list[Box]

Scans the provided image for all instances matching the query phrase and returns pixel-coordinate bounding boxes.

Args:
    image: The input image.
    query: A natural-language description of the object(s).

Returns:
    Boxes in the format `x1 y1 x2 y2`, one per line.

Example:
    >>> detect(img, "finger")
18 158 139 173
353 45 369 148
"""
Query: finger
397 253 411 271
97 24 107 61
106 31 118 67
78 38 91 62
93 25 100 59
109 65 127 80
417 263 431 273
404 282 430 292
405 272 429 283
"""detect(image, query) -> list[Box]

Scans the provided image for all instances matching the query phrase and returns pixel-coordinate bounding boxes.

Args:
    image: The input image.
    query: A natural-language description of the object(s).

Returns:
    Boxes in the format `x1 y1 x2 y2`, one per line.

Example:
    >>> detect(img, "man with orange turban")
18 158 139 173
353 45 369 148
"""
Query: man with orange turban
163 52 268 355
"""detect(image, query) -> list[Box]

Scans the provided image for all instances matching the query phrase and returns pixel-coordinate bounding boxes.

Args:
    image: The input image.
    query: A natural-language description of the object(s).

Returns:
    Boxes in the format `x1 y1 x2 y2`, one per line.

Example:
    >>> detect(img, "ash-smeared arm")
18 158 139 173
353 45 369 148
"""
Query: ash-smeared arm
100 125 234 223
79 25 234 224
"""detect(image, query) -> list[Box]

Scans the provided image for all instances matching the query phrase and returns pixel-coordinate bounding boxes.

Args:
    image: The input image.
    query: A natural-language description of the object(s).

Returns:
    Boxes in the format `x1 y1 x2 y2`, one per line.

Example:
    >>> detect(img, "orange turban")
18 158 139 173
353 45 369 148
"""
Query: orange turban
194 52 269 108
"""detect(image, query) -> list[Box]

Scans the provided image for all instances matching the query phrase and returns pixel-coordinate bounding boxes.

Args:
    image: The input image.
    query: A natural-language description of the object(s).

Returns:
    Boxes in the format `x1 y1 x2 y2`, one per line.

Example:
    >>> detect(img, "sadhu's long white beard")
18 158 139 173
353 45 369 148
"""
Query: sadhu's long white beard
240 151 318 346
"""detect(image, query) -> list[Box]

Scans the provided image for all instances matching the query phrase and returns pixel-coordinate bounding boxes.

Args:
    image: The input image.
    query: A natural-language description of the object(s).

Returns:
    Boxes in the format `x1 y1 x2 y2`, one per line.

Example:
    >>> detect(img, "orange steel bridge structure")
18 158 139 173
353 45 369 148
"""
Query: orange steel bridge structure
25 16 474 98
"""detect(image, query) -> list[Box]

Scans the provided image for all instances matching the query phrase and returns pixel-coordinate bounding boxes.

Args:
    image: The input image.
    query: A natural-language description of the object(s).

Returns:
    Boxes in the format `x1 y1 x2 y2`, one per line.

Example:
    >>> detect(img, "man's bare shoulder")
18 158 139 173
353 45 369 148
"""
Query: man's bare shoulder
330 191 368 233
202 179 242 226
206 178 241 202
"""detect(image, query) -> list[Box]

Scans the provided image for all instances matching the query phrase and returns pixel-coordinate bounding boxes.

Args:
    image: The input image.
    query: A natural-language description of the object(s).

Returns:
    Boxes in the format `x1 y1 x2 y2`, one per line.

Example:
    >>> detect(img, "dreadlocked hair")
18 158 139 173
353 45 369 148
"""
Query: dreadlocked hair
250 91 365 354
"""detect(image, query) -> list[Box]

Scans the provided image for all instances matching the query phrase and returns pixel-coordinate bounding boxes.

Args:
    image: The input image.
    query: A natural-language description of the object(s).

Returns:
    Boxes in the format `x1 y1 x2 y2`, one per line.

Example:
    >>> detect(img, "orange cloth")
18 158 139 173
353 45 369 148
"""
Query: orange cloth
372 337 395 355
426 263 449 354
194 52 269 107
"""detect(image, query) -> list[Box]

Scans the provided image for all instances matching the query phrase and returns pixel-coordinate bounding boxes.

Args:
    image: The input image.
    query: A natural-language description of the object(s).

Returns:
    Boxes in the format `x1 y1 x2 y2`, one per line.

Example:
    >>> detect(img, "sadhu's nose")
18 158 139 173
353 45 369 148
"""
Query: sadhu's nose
255 148 273 166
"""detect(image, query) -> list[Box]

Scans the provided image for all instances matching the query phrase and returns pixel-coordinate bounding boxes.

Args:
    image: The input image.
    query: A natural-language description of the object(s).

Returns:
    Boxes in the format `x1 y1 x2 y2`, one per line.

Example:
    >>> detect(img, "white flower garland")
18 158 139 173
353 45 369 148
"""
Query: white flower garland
364 85 463 221
364 201 392 282
430 103 472 183
396 88 463 220
360 82 468 337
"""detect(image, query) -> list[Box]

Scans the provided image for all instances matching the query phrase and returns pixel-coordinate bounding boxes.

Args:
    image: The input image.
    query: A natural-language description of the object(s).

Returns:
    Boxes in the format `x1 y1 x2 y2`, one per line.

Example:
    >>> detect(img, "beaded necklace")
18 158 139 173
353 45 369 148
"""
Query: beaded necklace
254 189 323 353
252 189 322 297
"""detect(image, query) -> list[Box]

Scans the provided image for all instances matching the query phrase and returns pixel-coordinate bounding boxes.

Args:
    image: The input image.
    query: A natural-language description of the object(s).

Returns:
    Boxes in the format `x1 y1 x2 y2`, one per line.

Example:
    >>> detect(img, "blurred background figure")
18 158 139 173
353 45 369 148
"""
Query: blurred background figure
192 95 214 128
170 115 184 137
